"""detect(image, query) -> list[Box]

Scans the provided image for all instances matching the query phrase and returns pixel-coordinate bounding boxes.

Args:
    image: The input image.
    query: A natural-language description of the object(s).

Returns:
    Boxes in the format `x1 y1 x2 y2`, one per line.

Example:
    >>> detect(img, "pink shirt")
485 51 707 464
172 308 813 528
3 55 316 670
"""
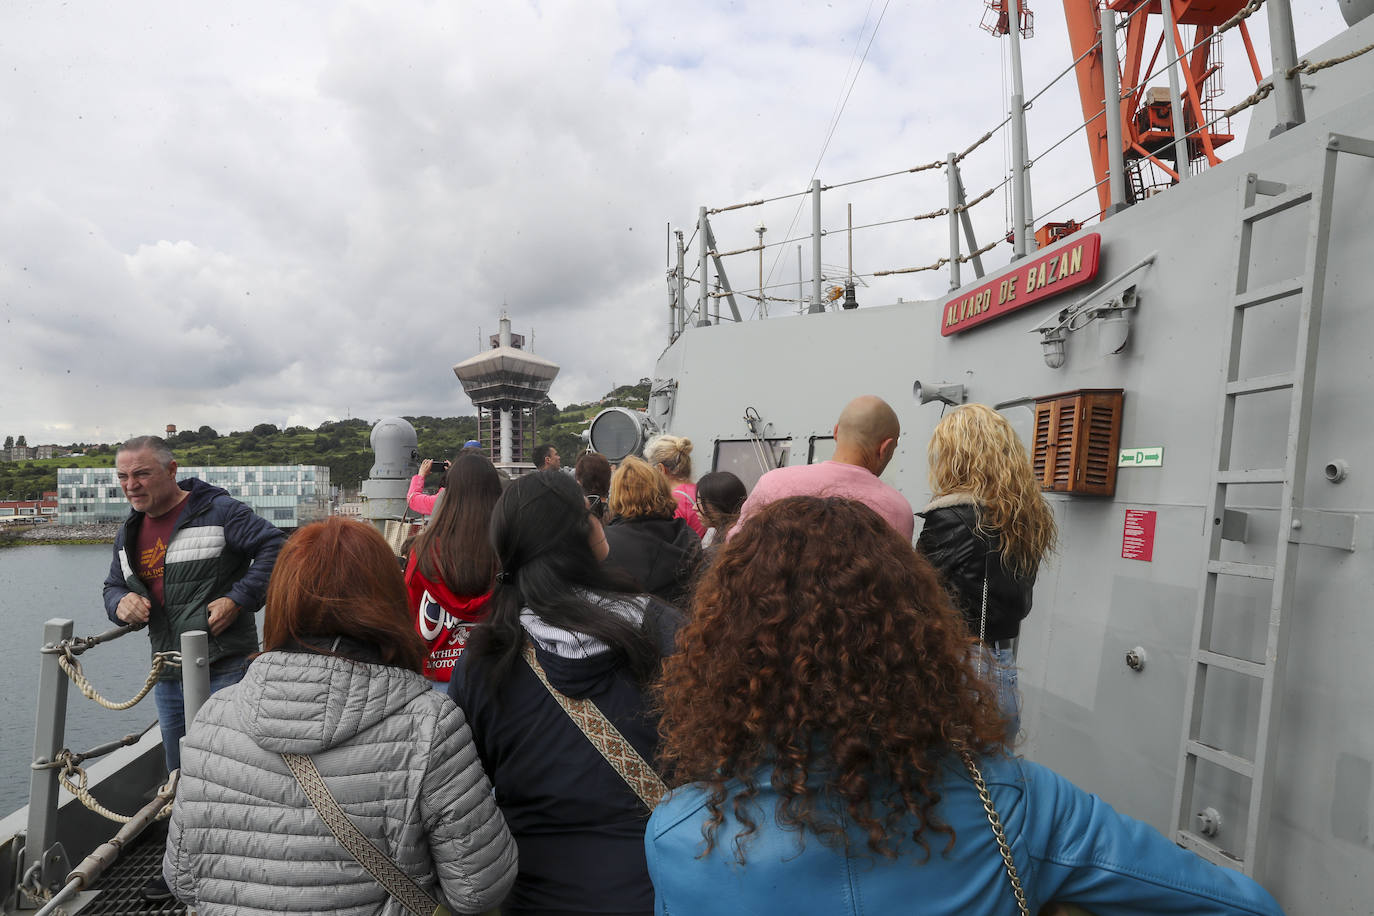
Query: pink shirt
731 460 915 540
406 474 441 515
671 482 706 537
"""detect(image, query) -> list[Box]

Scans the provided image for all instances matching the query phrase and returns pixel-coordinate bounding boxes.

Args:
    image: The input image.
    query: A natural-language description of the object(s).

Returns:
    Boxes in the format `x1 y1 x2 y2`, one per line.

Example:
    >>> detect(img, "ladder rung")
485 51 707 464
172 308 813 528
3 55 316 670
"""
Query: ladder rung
1176 829 1246 870
1242 186 1311 222
1197 649 1267 679
1217 468 1286 484
1226 372 1294 396
1186 740 1256 778
1206 560 1275 580
1235 278 1304 309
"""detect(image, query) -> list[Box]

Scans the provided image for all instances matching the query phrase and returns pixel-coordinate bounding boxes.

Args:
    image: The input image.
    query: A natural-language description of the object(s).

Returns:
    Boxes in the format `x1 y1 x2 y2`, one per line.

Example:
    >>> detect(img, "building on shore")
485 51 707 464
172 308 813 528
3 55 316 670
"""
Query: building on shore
56 466 331 528
0 493 58 523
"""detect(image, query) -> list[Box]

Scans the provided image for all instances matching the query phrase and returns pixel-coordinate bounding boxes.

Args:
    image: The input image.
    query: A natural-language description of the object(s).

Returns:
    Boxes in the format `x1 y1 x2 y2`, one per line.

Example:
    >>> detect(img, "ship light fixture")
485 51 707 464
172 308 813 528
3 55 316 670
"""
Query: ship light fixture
1039 329 1068 369
1031 253 1154 369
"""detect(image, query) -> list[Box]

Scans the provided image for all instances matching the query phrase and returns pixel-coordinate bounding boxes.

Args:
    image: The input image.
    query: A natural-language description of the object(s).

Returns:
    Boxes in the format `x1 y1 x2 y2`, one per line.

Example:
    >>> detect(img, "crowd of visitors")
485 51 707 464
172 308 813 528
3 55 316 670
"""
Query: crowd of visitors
118 399 1285 915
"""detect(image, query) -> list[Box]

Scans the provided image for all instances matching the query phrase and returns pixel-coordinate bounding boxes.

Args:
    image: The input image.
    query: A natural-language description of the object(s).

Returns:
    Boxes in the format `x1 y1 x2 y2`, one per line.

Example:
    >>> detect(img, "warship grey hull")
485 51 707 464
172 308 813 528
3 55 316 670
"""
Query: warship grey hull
651 18 1374 914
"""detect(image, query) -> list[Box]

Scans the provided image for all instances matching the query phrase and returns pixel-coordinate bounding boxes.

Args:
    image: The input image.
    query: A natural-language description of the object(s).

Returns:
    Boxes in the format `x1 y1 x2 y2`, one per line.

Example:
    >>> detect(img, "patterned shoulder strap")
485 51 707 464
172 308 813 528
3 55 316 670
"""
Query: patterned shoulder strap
281 751 450 916
521 642 667 809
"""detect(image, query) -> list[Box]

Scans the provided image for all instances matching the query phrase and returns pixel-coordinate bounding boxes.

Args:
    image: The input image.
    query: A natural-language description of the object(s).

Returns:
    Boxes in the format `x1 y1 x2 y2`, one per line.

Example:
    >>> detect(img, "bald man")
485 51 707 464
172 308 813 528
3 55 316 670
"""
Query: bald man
731 395 915 539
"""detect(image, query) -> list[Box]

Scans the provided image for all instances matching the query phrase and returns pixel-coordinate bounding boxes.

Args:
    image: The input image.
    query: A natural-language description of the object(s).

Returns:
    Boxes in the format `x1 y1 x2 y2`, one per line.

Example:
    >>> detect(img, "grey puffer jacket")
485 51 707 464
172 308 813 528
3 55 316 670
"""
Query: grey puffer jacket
164 648 518 915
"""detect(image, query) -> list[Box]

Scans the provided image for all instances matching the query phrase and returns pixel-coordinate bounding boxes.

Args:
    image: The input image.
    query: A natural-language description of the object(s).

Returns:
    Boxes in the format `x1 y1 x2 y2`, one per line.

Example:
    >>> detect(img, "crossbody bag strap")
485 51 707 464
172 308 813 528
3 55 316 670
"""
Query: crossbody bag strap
521 642 667 809
980 569 990 645
958 748 1031 916
281 752 450 916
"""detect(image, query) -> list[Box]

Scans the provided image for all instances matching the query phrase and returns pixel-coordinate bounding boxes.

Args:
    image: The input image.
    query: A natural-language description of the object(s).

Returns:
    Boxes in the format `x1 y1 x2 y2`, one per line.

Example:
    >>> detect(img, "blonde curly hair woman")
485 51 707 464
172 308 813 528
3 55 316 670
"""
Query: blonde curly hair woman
916 403 1057 740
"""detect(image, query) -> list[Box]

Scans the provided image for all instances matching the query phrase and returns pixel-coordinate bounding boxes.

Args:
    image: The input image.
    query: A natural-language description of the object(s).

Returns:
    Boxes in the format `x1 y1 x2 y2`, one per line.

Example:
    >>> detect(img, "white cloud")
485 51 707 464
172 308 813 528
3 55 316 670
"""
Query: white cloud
0 0 1350 447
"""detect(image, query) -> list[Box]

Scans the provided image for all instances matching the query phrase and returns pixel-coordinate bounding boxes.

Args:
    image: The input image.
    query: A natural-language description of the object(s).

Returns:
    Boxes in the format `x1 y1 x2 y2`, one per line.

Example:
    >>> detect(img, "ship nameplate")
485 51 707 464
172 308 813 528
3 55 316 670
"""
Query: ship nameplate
941 232 1102 336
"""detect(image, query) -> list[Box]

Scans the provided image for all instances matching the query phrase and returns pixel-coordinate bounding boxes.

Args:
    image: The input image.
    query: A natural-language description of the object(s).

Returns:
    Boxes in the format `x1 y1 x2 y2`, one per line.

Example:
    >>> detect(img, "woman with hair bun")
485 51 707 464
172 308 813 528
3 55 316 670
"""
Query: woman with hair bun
164 517 516 915
648 496 1283 916
452 470 682 916
643 434 705 536
916 403 1057 738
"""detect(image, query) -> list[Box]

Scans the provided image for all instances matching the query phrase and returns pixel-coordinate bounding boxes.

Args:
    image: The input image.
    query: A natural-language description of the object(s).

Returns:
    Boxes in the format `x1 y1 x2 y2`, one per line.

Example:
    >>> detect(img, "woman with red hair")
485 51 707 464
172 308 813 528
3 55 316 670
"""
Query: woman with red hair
164 516 517 915
648 496 1282 916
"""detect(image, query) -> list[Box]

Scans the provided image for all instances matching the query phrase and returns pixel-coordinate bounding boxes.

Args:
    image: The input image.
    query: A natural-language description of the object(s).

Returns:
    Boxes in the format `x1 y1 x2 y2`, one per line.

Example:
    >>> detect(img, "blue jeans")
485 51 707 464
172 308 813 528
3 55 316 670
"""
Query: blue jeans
153 654 250 772
975 644 1021 742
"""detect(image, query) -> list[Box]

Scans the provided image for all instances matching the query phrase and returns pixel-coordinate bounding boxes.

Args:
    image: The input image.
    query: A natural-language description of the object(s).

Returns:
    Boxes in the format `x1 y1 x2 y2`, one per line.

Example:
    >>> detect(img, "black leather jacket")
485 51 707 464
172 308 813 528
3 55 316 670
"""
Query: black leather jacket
915 495 1035 643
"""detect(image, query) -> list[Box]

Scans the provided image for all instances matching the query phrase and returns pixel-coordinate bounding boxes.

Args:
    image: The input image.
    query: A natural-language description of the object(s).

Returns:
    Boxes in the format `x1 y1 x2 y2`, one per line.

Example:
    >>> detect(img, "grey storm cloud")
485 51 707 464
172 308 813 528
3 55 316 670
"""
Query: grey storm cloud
0 0 1348 443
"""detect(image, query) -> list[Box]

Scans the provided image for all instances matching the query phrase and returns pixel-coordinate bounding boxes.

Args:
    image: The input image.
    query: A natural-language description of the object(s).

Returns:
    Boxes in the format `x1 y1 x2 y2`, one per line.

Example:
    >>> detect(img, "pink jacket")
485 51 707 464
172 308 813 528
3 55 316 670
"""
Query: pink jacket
406 474 441 515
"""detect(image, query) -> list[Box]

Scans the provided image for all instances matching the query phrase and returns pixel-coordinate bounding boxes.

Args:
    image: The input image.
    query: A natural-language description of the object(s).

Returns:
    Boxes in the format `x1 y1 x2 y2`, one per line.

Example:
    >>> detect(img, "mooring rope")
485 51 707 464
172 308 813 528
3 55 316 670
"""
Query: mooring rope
56 647 179 711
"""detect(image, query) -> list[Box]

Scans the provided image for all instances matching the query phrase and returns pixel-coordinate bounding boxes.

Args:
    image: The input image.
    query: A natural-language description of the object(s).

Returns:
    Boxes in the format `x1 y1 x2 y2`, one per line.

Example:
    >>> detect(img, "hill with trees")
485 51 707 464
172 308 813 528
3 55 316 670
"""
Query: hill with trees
0 381 650 499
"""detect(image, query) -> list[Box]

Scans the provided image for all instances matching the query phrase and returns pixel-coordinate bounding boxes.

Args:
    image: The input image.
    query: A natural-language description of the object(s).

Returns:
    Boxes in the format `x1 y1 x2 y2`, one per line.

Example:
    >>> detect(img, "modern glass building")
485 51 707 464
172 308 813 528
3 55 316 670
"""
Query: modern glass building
57 465 332 528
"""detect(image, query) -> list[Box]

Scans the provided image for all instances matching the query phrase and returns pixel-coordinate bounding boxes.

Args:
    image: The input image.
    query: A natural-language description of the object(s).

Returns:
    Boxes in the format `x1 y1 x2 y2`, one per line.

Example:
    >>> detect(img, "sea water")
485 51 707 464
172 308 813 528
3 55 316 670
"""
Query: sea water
0 544 161 814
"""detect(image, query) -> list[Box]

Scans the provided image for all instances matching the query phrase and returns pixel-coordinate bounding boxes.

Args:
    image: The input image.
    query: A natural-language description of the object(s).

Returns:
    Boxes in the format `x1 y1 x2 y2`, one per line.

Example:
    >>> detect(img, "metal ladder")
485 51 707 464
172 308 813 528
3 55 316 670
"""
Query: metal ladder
1171 134 1372 875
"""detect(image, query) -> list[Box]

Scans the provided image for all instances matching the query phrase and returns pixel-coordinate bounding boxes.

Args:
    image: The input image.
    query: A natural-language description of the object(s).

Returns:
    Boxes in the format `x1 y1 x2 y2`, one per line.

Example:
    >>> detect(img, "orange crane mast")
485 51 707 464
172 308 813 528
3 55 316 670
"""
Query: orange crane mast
1062 0 1265 215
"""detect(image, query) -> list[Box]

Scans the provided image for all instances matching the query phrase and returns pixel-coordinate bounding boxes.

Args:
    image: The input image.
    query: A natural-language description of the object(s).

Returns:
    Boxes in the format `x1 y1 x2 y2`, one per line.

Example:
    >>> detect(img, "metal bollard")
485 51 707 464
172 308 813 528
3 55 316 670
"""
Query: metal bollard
180 630 211 733
25 619 75 897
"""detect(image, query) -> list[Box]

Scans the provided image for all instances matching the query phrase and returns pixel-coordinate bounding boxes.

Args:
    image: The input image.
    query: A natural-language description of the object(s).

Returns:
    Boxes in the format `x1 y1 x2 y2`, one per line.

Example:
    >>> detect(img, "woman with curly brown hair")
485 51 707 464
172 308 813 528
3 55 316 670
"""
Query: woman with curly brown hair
917 402 1058 738
647 496 1283 916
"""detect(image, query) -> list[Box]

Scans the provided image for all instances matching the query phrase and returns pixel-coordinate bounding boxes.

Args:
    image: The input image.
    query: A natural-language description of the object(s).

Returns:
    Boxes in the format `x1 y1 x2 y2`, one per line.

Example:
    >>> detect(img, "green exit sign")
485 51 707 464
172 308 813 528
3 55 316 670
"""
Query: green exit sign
1118 448 1163 467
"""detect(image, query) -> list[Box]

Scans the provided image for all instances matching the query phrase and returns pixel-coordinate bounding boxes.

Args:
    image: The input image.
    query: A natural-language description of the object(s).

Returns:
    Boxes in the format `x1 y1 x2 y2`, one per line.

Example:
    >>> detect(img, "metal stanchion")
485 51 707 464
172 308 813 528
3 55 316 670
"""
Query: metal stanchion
24 619 75 898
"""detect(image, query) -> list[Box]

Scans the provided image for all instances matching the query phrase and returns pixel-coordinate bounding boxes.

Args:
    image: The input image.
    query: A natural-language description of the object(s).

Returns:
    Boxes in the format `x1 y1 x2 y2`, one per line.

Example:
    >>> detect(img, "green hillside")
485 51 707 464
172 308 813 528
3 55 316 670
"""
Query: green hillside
0 381 649 499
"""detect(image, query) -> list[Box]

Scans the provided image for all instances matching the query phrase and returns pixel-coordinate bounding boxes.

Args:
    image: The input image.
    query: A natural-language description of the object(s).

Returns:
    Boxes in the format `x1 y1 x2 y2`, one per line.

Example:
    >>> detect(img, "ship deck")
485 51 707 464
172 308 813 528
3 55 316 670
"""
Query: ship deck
73 823 184 916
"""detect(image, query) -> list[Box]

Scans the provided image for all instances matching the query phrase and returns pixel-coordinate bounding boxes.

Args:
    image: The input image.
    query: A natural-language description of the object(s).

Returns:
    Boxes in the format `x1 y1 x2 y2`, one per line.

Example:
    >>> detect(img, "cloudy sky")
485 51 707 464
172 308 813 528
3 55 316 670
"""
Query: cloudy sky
0 1 1349 445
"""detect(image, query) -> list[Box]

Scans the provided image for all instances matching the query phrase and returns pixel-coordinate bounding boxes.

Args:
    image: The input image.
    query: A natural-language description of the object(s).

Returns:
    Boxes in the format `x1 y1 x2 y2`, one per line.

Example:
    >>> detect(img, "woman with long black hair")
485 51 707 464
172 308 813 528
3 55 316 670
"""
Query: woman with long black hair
404 453 503 684
451 470 681 916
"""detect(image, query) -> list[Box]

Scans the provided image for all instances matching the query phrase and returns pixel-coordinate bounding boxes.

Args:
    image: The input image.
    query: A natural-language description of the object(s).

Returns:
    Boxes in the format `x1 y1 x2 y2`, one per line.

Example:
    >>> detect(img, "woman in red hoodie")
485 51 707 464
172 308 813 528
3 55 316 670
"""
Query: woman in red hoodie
404 454 503 684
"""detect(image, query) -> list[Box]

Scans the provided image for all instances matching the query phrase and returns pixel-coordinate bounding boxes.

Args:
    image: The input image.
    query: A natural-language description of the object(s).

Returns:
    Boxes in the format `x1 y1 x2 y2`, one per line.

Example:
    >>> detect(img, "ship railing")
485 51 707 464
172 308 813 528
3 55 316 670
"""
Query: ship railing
665 0 1324 339
15 619 210 912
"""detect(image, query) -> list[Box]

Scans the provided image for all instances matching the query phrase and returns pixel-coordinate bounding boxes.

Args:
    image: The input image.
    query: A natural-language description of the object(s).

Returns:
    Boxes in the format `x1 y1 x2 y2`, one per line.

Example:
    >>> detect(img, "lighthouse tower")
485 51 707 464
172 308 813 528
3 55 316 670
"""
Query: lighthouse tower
453 311 559 468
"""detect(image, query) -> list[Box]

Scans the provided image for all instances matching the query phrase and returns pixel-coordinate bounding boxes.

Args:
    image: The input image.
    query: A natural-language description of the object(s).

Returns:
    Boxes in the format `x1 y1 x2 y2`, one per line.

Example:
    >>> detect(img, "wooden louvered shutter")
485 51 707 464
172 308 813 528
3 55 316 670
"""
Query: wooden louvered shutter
1032 402 1053 485
1052 399 1076 489
1077 391 1123 494
1031 389 1124 495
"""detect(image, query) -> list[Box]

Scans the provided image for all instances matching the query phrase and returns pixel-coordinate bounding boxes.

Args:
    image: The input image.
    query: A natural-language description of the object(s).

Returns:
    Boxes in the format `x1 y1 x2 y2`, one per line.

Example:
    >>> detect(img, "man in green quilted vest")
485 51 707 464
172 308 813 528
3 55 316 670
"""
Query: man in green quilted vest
102 435 285 775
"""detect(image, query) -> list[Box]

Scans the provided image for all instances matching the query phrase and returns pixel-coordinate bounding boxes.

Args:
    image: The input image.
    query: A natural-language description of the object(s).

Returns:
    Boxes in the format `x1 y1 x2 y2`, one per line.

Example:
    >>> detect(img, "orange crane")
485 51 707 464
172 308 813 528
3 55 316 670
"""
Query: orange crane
1063 0 1265 215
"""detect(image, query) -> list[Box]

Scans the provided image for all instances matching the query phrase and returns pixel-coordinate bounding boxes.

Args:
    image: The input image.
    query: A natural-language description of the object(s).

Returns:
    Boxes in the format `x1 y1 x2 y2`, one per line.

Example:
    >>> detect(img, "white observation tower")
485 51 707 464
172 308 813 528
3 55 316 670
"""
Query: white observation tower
453 311 559 467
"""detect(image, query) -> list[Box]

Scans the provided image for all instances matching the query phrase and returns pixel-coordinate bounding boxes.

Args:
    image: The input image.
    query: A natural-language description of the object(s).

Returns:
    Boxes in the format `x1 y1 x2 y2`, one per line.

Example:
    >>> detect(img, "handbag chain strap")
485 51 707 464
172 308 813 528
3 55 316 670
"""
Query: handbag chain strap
980 571 989 644
522 642 667 809
958 748 1031 916
281 751 449 916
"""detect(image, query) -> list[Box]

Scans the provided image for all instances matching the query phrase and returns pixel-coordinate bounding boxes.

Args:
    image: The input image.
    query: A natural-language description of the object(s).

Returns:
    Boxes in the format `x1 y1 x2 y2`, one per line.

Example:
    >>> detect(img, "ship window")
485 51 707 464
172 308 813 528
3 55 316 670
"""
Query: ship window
1032 389 1124 496
712 439 791 493
807 436 836 465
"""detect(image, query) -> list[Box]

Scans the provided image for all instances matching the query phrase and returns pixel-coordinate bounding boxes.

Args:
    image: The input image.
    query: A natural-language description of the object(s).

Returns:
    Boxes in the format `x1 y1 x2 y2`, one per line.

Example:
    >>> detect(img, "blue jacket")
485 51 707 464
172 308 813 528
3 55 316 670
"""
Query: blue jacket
103 478 284 673
646 754 1283 915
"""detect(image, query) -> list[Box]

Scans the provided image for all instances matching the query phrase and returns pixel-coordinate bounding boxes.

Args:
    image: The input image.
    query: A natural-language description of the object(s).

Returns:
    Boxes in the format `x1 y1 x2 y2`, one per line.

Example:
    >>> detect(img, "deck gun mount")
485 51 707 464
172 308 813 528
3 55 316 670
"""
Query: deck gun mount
360 417 420 529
